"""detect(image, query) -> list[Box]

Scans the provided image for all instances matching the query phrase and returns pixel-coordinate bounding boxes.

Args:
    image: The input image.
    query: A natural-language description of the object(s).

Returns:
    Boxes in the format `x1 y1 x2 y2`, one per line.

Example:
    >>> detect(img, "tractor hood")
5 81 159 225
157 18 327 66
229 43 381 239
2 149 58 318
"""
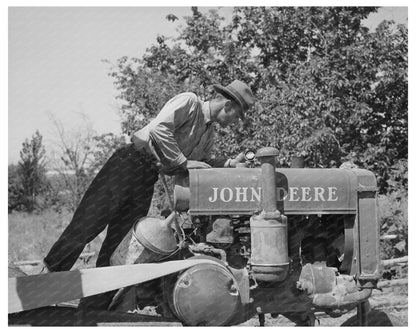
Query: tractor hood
174 168 376 215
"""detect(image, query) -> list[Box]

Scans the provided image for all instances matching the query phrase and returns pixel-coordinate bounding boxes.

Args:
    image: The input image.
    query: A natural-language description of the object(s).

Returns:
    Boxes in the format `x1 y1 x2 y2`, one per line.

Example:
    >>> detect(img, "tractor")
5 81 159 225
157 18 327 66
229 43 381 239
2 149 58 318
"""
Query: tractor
9 147 380 326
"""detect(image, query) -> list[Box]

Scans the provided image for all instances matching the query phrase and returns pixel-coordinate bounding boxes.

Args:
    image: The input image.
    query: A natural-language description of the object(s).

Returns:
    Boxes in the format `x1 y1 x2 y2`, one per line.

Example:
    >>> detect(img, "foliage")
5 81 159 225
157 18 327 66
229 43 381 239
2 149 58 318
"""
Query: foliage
8 164 25 212
41 173 72 213
378 189 408 260
9 131 48 212
89 133 127 174
107 7 407 195
48 114 114 210
48 115 95 209
48 119 127 211
106 57 184 134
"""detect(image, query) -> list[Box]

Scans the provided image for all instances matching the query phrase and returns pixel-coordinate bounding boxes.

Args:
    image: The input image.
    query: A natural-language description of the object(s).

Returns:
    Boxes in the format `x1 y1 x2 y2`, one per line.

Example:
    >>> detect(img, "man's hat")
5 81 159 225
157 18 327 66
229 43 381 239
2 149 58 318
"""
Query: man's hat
213 80 255 120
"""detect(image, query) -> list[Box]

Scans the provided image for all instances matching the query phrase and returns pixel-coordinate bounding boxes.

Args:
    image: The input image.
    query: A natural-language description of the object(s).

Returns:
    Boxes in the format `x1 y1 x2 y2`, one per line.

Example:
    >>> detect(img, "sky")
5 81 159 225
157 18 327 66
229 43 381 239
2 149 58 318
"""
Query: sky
7 5 409 165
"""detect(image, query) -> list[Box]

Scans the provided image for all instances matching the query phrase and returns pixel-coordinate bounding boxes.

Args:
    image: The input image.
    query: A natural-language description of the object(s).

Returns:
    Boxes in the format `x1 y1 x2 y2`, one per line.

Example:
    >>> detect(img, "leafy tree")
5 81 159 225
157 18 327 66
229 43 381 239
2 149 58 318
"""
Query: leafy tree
107 7 407 194
16 130 47 211
107 58 183 134
8 164 24 212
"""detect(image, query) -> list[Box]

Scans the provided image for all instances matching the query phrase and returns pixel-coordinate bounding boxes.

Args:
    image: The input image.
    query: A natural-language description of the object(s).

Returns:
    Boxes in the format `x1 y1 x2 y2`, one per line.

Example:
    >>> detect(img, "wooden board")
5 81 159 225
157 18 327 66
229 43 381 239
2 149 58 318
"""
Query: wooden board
9 259 216 314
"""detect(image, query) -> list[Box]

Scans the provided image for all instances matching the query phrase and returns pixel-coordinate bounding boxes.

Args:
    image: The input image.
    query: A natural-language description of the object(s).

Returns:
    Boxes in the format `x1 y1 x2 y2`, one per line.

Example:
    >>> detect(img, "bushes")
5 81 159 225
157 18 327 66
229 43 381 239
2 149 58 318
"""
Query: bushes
377 158 407 261
8 166 76 214
378 190 408 260
8 164 25 213
109 8 407 196
8 131 48 213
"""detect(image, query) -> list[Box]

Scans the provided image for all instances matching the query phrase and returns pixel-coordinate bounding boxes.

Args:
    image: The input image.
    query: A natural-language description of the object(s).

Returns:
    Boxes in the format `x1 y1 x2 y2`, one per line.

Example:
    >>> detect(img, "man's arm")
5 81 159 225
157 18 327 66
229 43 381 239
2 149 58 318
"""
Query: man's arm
199 129 245 168
181 160 212 169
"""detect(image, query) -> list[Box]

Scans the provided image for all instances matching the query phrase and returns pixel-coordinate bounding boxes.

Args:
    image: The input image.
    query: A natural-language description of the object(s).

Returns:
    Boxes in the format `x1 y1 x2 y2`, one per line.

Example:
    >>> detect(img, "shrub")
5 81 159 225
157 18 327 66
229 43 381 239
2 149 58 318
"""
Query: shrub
8 164 24 213
378 190 408 260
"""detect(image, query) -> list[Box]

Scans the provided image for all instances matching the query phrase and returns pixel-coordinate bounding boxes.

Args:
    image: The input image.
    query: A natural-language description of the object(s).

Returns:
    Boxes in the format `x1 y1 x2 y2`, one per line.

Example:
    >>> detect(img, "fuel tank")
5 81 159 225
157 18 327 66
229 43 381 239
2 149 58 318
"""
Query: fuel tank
164 262 240 326
175 168 376 215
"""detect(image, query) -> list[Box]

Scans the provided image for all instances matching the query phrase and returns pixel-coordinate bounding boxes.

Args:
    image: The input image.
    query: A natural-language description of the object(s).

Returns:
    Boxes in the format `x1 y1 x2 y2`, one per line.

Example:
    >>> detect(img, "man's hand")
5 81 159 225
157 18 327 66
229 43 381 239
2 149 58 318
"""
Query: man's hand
186 160 212 169
227 152 245 168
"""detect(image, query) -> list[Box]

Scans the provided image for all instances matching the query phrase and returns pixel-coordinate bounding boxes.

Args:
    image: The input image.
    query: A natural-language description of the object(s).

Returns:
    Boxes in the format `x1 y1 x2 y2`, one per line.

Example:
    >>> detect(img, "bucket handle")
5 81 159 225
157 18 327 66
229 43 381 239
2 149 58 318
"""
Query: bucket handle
159 171 184 244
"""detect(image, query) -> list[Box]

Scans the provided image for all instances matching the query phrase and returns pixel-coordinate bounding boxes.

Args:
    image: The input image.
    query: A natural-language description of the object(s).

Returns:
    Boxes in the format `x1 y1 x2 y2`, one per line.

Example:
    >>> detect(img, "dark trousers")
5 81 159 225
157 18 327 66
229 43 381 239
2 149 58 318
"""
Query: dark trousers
44 144 159 308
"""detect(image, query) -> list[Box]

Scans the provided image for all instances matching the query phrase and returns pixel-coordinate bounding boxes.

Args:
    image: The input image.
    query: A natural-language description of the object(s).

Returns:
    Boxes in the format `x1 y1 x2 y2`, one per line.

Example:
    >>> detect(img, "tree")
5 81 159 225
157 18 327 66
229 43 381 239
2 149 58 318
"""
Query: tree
48 114 128 210
89 133 127 174
8 164 24 212
107 7 407 194
49 113 97 210
17 130 47 211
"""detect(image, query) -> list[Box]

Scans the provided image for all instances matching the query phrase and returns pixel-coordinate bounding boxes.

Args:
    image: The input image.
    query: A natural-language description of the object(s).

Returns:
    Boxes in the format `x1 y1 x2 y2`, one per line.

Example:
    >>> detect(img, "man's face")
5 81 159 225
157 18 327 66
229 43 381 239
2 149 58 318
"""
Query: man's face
217 101 243 128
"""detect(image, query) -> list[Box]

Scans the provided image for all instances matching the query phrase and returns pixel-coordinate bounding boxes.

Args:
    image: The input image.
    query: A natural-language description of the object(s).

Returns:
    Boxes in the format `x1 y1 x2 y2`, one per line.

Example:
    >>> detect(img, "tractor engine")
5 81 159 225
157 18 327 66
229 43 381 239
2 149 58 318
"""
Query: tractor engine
111 147 380 326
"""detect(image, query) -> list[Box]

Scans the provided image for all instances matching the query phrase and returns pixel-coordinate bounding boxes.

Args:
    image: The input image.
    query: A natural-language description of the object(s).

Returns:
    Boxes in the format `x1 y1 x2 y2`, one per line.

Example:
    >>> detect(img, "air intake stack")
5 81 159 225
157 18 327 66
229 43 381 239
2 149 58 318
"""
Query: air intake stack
250 147 289 282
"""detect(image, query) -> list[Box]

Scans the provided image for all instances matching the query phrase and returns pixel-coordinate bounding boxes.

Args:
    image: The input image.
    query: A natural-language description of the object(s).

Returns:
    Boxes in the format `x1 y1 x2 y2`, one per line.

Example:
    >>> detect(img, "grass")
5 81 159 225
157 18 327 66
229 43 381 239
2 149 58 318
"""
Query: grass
8 209 105 271
8 209 70 263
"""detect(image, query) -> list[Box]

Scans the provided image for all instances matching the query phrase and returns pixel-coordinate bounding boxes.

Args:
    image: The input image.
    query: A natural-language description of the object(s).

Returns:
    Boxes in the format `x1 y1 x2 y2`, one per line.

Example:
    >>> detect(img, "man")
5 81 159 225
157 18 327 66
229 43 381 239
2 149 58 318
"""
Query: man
42 79 255 309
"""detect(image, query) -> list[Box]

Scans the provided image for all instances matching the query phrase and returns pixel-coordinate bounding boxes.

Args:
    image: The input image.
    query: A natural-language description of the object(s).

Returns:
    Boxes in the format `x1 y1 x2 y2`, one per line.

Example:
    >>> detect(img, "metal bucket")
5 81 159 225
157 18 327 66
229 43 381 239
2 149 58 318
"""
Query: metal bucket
110 212 178 266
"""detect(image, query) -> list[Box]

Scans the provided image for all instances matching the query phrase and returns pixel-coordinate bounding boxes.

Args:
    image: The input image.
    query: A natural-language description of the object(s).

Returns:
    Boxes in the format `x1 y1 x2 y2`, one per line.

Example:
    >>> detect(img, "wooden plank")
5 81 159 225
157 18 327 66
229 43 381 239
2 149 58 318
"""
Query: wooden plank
381 256 408 267
377 278 408 288
380 235 398 240
9 259 217 314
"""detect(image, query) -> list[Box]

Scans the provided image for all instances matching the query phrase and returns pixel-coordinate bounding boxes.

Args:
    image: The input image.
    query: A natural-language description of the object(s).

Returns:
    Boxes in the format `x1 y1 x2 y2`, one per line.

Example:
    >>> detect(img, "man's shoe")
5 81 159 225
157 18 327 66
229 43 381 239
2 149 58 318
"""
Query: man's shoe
39 262 51 274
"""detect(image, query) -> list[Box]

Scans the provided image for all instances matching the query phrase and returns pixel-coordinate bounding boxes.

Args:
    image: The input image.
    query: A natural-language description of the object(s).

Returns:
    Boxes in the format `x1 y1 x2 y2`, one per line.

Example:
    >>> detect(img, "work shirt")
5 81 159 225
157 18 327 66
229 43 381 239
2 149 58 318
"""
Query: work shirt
132 92 224 172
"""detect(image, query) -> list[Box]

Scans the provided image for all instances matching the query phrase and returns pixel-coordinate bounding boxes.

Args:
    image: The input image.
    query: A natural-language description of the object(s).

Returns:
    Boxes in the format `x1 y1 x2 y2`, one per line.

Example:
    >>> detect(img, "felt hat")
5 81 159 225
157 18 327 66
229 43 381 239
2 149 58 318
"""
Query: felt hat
213 80 255 120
